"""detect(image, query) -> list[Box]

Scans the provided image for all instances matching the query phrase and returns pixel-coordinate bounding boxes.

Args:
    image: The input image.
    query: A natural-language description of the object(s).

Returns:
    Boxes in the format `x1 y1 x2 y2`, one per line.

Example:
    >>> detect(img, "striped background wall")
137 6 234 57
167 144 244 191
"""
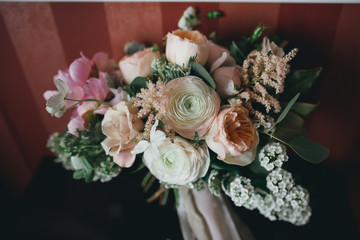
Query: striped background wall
0 2 359 196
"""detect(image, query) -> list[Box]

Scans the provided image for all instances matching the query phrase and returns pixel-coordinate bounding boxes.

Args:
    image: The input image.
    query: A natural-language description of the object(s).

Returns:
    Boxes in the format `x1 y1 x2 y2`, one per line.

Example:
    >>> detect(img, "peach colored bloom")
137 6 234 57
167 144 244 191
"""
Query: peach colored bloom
213 65 242 99
101 101 144 168
165 76 220 139
166 29 209 68
119 48 160 85
205 106 259 166
207 41 236 73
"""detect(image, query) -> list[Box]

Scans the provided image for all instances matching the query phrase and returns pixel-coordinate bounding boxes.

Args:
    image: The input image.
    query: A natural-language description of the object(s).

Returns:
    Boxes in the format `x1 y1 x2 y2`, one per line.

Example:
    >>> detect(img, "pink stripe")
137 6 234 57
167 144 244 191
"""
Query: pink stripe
0 3 69 136
218 3 280 45
0 9 48 173
104 2 163 61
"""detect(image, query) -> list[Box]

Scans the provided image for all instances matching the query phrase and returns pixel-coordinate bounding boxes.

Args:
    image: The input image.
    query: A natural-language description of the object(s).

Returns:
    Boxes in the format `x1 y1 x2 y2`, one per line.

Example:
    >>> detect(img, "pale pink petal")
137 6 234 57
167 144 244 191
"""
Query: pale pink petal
210 52 227 73
101 137 120 155
92 51 116 72
69 55 92 85
76 101 98 116
93 105 110 115
223 148 257 166
83 74 109 100
113 149 136 168
67 115 85 136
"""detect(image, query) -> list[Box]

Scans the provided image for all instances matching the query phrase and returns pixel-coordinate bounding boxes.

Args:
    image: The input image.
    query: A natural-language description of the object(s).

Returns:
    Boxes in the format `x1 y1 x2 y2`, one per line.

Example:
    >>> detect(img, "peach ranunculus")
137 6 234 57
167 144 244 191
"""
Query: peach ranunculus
166 29 209 68
213 65 242 99
207 41 236 73
119 48 160 85
205 106 259 166
165 76 220 139
101 101 144 168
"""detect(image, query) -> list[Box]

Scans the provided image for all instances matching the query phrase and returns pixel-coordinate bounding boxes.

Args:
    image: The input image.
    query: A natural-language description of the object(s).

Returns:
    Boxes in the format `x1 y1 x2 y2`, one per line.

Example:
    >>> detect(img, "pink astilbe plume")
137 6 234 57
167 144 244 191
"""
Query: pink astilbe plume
238 48 298 124
131 81 171 141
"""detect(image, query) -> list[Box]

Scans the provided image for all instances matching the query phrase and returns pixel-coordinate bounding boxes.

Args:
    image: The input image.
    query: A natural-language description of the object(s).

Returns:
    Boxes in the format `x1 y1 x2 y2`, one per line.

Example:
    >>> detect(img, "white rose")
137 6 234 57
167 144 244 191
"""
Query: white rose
166 29 209 68
144 137 210 185
101 101 144 168
119 48 160 85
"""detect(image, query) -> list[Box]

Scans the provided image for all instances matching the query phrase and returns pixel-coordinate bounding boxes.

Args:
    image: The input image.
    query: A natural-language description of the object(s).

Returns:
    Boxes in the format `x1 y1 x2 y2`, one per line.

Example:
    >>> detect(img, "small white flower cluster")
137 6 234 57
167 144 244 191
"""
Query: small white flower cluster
93 160 121 183
259 142 289 171
217 167 311 225
257 169 311 225
266 168 294 198
229 176 260 210
187 178 206 192
207 170 222 197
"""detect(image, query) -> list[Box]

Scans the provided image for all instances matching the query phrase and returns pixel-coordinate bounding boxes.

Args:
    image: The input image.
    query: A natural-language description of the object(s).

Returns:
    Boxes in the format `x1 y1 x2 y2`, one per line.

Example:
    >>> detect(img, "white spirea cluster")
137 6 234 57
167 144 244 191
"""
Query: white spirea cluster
259 142 289 171
93 160 121 183
266 168 294 198
216 167 311 225
207 170 221 197
229 176 259 210
187 178 206 192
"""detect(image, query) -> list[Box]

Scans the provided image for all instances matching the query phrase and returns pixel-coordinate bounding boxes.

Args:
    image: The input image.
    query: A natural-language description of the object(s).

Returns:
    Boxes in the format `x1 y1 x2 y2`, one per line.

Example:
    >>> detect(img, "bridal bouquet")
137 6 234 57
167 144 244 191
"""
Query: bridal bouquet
45 7 329 228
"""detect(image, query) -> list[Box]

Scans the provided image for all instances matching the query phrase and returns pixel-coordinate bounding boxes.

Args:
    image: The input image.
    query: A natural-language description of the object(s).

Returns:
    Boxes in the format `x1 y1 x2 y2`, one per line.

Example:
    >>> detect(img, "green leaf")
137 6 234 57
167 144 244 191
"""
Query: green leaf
207 10 225 18
130 77 148 93
73 169 86 180
275 93 300 125
288 136 329 164
173 189 179 208
250 23 266 43
274 112 306 142
210 159 241 174
192 63 216 89
124 41 145 55
123 86 136 97
208 31 217 42
281 68 322 101
230 41 246 61
82 158 93 170
291 102 318 118
85 169 95 183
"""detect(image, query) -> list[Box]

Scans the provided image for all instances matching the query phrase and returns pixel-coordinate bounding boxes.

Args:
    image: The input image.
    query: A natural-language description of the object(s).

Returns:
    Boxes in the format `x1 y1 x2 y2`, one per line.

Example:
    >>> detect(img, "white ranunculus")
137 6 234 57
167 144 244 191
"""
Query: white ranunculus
144 137 210 185
166 29 209 68
165 76 220 139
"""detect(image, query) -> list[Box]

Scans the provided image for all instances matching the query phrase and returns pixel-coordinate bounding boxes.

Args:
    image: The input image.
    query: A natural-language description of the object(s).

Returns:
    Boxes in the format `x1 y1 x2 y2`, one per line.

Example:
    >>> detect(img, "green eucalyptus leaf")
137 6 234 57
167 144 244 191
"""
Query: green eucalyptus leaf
124 41 145 55
275 93 300 125
289 136 329 164
281 68 322 101
274 112 306 142
73 169 86 180
82 158 93 170
291 102 318 118
85 169 95 183
192 63 216 89
123 86 136 97
130 77 148 93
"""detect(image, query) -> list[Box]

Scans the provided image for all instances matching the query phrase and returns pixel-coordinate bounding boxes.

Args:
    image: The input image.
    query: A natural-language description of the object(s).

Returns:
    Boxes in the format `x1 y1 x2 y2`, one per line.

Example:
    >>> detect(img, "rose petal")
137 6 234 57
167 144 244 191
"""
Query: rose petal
113 149 136 168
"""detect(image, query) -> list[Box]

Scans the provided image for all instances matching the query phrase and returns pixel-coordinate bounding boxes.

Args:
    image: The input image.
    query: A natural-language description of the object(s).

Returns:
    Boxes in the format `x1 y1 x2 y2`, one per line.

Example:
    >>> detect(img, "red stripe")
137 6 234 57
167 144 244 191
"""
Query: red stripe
0 3 69 136
0 12 48 173
104 2 163 61
51 2 112 63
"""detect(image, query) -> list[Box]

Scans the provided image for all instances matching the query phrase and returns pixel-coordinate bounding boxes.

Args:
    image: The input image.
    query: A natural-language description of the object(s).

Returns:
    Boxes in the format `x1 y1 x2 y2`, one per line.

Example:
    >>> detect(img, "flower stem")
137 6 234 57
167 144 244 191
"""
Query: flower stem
65 98 112 107
259 130 288 146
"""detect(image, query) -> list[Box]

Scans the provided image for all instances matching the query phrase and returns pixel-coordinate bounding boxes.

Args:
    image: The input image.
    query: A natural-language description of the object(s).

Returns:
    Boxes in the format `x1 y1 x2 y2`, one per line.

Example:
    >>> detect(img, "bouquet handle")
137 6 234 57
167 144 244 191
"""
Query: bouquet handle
177 186 255 240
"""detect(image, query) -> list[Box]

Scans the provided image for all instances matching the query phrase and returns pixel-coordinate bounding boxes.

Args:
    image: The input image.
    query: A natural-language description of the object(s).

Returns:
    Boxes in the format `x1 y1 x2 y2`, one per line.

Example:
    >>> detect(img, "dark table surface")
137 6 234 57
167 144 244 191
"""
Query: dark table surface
1 156 359 240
